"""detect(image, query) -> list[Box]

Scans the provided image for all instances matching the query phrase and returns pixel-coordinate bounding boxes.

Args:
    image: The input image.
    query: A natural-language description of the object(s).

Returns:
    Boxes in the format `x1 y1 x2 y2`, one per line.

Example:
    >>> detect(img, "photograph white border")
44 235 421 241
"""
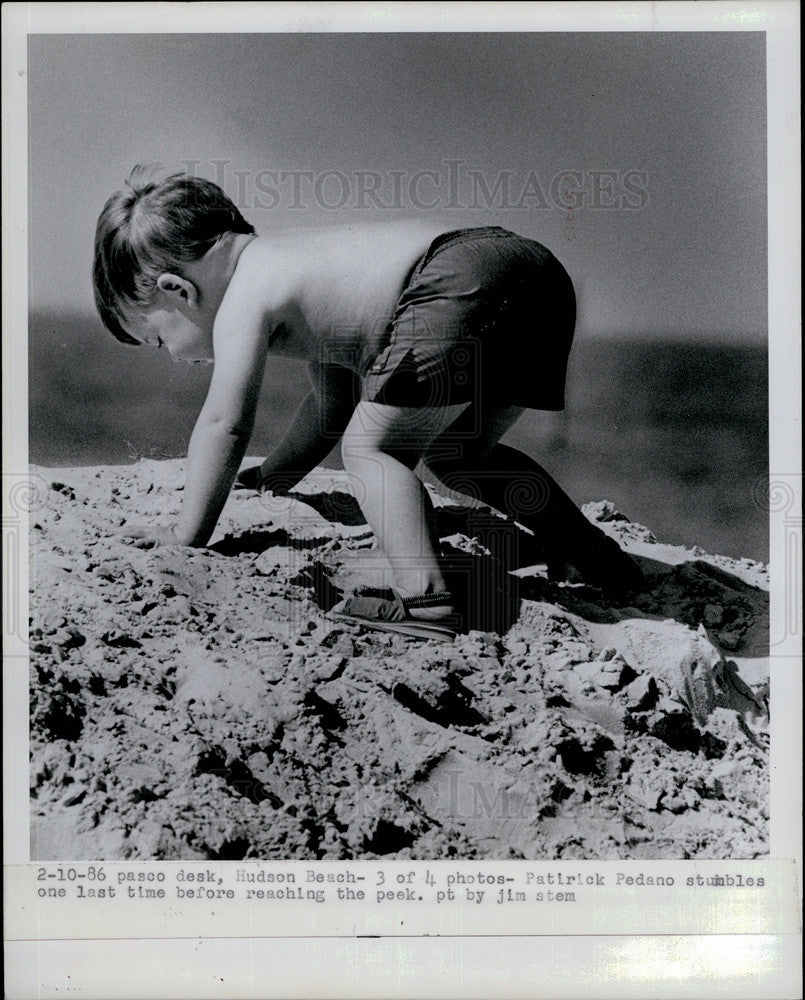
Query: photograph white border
3 3 801 998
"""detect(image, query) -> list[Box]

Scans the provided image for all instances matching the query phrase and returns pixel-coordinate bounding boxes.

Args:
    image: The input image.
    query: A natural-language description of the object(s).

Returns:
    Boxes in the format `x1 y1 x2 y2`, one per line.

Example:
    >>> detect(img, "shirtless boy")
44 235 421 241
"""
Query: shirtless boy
94 169 643 639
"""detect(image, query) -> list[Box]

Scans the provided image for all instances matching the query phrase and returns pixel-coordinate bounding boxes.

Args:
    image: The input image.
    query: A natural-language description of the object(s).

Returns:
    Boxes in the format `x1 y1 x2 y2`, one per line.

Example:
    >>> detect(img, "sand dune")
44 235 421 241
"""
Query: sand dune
29 459 768 860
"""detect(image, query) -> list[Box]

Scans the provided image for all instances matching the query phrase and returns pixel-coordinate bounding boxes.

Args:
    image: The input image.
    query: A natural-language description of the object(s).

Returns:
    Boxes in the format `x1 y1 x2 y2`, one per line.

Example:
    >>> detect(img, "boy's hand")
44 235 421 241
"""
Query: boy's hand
116 524 186 548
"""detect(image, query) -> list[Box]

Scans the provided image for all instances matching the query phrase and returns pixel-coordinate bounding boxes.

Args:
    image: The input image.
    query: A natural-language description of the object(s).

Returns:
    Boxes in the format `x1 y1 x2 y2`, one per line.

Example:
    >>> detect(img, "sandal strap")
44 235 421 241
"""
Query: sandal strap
399 591 454 610
339 594 406 622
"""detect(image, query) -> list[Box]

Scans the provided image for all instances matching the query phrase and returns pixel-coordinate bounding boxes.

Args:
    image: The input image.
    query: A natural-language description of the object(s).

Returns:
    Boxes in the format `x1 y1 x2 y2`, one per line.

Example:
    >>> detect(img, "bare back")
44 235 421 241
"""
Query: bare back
229 219 453 372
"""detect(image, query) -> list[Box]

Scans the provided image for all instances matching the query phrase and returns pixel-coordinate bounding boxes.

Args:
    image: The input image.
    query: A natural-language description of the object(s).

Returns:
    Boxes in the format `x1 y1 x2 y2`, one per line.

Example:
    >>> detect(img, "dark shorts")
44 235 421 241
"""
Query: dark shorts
361 226 576 410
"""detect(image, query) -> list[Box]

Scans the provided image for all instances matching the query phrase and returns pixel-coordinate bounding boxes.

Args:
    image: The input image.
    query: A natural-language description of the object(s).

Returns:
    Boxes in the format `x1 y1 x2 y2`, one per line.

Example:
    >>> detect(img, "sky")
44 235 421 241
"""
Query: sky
28 31 767 341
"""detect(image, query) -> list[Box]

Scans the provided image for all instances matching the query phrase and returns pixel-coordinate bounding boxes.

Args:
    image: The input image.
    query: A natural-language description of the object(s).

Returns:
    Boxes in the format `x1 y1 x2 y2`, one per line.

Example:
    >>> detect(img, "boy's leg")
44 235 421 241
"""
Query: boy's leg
423 402 596 543
340 400 469 618
423 403 644 591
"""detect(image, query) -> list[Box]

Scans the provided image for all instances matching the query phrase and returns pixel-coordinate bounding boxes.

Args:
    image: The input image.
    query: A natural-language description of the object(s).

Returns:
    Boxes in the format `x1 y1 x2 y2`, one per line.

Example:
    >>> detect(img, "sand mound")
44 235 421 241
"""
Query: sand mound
29 460 768 860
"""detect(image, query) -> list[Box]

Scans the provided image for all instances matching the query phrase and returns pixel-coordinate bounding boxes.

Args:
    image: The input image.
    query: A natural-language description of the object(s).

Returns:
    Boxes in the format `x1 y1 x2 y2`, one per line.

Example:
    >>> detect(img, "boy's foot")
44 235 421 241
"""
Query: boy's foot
234 465 264 490
330 591 461 641
568 534 647 599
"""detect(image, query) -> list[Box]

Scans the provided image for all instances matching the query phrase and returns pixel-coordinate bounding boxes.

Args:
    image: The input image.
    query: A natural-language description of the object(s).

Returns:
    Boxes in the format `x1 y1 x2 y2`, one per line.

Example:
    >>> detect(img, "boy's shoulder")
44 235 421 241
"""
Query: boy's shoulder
214 237 287 331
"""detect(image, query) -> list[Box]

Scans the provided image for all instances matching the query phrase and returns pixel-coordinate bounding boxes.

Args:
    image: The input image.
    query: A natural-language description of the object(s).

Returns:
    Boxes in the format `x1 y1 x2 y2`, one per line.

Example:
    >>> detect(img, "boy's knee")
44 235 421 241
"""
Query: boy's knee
341 430 419 470
424 441 487 479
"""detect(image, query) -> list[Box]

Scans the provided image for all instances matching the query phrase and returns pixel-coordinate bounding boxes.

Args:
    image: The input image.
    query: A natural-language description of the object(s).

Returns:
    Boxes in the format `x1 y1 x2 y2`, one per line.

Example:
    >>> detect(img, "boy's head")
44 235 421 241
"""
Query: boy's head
93 167 255 346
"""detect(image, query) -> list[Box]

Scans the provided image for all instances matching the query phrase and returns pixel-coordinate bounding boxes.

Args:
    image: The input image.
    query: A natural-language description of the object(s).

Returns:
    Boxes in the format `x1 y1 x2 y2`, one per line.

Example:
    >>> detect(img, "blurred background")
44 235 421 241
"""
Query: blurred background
28 32 767 560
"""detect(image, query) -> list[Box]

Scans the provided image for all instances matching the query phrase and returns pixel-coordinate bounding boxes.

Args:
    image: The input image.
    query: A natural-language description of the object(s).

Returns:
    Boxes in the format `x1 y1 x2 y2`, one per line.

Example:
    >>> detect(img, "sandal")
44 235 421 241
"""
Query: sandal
330 591 461 641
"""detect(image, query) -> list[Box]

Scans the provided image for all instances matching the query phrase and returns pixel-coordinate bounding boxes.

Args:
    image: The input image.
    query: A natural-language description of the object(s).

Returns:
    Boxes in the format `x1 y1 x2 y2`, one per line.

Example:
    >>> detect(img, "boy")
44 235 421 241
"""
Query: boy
94 169 643 640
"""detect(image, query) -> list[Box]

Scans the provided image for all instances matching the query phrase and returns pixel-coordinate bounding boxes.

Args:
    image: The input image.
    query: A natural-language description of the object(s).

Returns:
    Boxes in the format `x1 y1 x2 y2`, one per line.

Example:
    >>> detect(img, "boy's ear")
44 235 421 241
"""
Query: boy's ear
156 273 197 306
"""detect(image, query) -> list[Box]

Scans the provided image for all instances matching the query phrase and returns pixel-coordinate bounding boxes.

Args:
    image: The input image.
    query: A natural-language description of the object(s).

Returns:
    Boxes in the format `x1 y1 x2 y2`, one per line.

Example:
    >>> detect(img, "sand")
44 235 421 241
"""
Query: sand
29 459 769 861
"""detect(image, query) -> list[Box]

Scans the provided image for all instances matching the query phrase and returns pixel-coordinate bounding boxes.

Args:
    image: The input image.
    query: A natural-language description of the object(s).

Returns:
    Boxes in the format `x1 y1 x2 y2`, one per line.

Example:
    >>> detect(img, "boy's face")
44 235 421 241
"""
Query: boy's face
128 307 214 364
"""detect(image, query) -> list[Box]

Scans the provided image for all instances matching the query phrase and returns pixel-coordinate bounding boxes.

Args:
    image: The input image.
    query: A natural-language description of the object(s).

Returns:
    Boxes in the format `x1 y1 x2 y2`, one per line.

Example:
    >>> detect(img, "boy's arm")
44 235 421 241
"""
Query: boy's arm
239 361 358 492
172 312 272 546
